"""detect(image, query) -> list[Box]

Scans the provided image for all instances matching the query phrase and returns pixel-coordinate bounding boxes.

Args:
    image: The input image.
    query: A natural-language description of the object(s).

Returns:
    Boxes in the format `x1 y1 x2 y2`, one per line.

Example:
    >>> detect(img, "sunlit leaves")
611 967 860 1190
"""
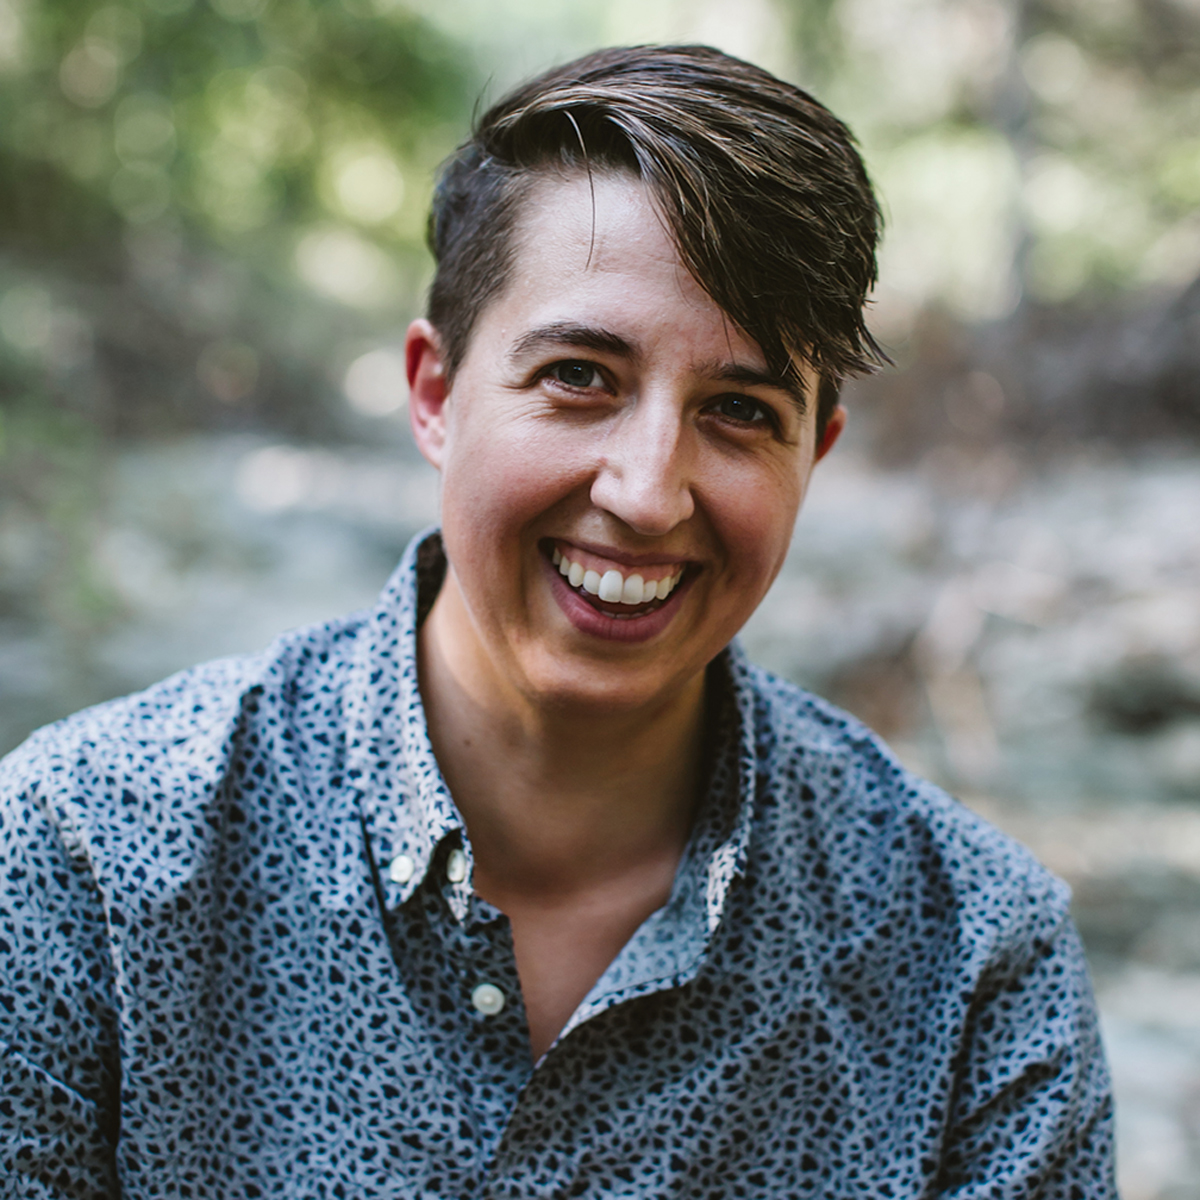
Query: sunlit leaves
816 0 1200 319
0 0 472 270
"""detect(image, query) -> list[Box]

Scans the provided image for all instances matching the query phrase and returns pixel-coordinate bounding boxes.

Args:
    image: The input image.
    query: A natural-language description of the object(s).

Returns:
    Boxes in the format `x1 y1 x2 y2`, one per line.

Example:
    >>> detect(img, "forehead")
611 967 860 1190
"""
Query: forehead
483 170 769 368
514 170 674 270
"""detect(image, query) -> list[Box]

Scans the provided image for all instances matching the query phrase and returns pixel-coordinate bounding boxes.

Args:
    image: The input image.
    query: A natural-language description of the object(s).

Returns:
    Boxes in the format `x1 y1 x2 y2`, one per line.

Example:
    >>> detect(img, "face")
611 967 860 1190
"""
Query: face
407 172 844 717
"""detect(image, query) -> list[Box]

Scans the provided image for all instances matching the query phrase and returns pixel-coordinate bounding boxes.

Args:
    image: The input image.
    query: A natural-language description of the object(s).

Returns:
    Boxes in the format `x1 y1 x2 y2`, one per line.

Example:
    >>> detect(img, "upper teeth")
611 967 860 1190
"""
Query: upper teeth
552 547 683 605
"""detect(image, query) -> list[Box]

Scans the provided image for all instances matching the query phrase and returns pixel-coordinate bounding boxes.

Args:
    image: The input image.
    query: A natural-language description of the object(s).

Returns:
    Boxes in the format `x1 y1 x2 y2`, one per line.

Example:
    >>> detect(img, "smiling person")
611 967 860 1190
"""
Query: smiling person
0 46 1115 1199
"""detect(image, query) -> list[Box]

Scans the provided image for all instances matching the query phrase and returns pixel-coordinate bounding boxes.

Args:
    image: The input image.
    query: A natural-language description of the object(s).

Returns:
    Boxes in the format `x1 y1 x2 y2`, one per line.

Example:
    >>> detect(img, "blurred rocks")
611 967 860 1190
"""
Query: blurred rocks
745 446 1200 809
0 432 439 755
855 272 1200 464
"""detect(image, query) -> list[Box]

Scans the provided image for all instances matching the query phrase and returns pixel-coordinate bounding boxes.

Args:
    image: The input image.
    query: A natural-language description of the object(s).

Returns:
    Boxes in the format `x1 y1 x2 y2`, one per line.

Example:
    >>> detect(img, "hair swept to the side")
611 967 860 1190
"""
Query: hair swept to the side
427 45 886 428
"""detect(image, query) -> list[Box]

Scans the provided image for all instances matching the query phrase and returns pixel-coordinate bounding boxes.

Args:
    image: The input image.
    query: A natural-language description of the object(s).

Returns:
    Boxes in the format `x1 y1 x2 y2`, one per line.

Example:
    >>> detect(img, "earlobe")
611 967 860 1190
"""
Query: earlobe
406 318 450 470
814 404 847 463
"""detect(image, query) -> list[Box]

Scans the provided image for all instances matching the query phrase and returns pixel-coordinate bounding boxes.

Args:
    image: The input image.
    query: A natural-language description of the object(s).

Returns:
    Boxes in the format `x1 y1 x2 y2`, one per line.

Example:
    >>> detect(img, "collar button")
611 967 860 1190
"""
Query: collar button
446 848 468 883
388 853 415 884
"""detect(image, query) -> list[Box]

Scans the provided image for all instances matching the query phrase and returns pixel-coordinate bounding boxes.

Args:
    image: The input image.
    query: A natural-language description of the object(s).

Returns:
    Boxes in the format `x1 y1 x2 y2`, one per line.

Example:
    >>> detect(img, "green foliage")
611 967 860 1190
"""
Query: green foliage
1 0 470 249
1017 0 1200 301
794 0 1200 320
0 0 477 650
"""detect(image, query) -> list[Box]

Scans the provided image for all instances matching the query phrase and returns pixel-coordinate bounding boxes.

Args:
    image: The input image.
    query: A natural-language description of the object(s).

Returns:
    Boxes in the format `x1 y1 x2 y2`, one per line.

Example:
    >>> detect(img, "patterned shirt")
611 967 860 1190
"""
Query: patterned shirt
1 529 1115 1198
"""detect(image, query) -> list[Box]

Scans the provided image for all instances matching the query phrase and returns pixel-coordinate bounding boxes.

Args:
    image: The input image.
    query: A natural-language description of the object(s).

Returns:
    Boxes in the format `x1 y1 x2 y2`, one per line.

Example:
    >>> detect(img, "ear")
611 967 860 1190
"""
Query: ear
814 404 847 463
406 318 450 470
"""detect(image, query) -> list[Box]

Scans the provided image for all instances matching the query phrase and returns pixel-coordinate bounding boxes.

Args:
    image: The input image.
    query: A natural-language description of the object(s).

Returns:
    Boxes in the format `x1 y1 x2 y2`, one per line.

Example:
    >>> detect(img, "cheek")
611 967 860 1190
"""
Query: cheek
439 413 586 549
705 456 804 592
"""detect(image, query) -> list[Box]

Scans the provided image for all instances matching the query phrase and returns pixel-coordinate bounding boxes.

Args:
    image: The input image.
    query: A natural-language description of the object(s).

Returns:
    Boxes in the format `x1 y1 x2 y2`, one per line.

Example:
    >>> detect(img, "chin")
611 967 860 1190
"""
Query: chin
515 650 696 717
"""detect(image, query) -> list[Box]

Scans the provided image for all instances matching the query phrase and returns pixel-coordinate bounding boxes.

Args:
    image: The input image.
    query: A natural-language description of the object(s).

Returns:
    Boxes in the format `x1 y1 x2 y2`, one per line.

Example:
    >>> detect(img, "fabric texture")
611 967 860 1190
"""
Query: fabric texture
0 529 1116 1198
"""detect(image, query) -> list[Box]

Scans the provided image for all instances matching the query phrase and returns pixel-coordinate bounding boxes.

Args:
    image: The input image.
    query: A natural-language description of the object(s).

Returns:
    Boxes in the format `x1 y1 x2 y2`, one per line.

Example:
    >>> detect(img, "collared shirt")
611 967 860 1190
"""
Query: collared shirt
1 529 1115 1198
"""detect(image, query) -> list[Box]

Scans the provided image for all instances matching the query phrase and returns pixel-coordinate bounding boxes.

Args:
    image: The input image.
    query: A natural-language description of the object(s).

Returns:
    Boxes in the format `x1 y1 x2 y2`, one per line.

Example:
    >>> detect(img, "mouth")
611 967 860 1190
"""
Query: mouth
551 544 684 619
542 539 693 623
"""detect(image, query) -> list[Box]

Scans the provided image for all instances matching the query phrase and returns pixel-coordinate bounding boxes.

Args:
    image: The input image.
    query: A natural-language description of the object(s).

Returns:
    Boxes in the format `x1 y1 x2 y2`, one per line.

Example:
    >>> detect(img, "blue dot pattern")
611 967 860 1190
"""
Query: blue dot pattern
0 529 1116 1197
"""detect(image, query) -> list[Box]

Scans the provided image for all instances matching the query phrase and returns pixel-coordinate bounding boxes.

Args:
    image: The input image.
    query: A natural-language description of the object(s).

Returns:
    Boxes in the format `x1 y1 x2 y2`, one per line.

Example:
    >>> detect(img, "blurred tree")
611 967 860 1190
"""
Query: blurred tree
781 0 1200 325
1019 0 1200 303
0 0 474 435
0 0 477 678
777 0 1200 453
1 0 1196 734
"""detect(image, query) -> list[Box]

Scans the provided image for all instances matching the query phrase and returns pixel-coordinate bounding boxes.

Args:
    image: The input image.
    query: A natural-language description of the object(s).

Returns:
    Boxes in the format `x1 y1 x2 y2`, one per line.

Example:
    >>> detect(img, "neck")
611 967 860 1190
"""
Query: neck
417 575 708 901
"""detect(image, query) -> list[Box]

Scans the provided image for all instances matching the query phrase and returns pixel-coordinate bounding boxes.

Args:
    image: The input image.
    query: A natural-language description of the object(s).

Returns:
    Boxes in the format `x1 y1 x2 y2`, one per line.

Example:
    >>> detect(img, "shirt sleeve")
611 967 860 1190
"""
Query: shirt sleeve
0 760 121 1200
936 890 1117 1198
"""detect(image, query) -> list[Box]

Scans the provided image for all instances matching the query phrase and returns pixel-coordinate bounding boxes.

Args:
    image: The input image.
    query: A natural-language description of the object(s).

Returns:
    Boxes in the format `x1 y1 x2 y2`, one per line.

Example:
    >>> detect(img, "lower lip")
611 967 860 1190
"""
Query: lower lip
543 555 692 644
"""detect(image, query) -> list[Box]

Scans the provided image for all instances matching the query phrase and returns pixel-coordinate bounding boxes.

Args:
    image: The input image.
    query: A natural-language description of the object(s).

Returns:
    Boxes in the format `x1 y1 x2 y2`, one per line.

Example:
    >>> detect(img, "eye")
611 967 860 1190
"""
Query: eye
712 394 773 426
547 360 603 389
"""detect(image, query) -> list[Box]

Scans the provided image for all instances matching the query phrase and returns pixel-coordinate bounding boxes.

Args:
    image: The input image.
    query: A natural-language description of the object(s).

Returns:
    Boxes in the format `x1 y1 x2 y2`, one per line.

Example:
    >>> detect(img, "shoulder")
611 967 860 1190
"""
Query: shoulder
739 660 1069 958
0 610 370 863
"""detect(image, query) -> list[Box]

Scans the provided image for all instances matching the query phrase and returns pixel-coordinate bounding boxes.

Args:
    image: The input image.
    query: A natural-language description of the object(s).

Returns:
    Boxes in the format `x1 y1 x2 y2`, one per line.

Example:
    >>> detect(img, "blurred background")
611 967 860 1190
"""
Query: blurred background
1 0 1197 1191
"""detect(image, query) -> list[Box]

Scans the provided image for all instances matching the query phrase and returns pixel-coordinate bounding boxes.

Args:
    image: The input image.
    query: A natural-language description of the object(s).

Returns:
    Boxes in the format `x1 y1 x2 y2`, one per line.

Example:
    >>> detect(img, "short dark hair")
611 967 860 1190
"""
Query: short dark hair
426 45 885 432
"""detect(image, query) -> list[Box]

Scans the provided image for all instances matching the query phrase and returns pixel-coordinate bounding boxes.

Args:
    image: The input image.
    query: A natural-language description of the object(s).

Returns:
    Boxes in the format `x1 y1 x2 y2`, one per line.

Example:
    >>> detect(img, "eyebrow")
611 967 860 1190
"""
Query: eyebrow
509 322 636 362
508 321 808 415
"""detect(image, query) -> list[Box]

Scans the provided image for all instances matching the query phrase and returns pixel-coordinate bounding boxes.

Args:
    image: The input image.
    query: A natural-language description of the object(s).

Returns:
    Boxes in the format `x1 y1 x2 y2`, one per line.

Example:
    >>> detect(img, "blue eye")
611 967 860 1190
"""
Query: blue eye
715 395 769 424
550 361 600 388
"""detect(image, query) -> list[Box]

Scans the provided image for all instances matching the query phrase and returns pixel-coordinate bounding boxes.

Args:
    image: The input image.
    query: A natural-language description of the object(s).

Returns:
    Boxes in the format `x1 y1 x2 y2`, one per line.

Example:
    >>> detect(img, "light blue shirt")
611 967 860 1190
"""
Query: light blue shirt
0 529 1115 1197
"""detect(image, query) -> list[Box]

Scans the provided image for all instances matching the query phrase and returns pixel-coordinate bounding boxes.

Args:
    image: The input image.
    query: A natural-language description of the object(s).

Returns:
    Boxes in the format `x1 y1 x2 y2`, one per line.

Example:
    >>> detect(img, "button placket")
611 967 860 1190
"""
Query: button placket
444 906 534 1149
458 930 525 1044
463 896 517 1026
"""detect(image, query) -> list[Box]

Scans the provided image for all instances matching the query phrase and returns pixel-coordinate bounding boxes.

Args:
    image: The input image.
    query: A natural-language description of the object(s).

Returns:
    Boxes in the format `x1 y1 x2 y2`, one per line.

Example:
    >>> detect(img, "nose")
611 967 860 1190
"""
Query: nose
588 398 696 537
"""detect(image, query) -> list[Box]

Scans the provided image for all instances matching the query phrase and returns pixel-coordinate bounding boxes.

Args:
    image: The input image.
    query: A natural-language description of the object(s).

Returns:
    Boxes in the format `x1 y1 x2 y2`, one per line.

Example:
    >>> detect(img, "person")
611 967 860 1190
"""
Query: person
0 45 1115 1198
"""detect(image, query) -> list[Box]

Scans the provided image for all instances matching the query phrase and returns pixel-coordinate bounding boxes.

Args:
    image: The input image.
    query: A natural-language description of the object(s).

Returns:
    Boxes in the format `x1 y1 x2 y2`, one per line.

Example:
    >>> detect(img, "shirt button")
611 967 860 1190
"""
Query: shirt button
446 848 468 883
388 853 414 884
471 983 505 1016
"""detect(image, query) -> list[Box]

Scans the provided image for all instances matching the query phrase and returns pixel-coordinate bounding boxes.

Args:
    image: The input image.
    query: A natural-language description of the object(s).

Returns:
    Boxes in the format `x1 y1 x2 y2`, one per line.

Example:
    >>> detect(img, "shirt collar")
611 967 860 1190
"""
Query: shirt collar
349 529 471 915
352 528 759 936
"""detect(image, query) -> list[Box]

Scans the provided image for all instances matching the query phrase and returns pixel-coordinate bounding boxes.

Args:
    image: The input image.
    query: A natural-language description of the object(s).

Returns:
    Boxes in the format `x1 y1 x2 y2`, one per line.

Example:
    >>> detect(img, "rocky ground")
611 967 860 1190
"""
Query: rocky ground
2 429 1197 1196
